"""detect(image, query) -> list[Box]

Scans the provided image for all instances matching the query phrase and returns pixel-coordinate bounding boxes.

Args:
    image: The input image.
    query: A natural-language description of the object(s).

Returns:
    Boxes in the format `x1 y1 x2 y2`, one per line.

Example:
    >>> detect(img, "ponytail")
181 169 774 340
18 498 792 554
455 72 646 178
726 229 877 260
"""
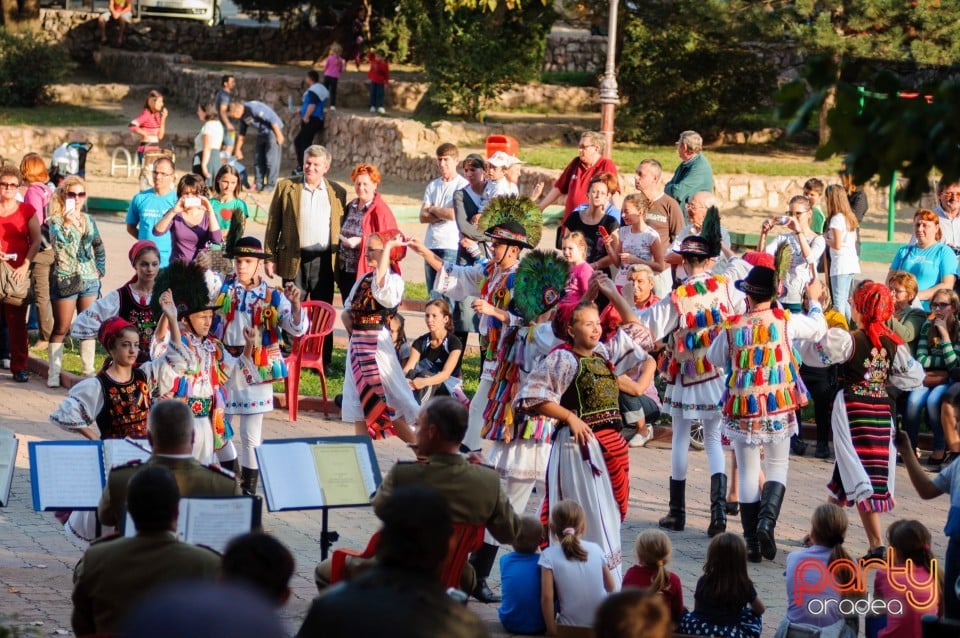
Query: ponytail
551 500 588 562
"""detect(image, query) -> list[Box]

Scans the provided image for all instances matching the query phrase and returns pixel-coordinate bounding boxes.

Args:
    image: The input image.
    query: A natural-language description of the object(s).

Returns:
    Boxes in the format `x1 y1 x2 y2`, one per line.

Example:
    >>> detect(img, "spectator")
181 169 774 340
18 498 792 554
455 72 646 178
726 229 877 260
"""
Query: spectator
420 143 468 299
367 49 390 114
129 90 168 164
214 75 236 154
932 178 960 248
210 164 248 233
561 232 594 307
498 516 546 635
874 520 940 637
390 313 410 367
611 192 665 293
228 100 285 193
888 270 927 353
538 131 618 248
264 145 347 369
595 589 672 638
402 299 464 404
664 130 714 208
622 528 684 624
483 152 520 204
151 173 222 264
561 173 620 266
823 184 861 321
322 43 345 111
18 153 54 346
804 178 827 234
0 166 40 383
449 153 489 351
665 192 733 280
192 104 223 185
677 533 764 637
46 176 106 385
98 0 133 45
889 209 958 311
634 159 684 275
71 466 221 637
293 70 329 175
504 155 543 200
300 485 489 638
221 532 295 607
335 163 399 298
126 156 177 266
839 165 868 223
781 504 856 636
758 195 826 312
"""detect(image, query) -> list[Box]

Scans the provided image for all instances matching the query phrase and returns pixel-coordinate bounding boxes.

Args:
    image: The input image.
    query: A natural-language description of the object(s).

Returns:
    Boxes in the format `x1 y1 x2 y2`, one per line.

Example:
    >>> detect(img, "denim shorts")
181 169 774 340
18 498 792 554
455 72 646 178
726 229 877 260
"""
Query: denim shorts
51 277 100 301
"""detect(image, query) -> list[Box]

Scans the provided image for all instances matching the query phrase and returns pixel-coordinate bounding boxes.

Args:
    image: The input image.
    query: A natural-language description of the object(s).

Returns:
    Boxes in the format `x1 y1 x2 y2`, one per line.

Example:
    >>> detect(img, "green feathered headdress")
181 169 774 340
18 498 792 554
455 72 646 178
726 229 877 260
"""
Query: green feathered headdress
151 261 215 319
479 195 542 248
699 206 723 258
512 250 570 323
774 242 792 297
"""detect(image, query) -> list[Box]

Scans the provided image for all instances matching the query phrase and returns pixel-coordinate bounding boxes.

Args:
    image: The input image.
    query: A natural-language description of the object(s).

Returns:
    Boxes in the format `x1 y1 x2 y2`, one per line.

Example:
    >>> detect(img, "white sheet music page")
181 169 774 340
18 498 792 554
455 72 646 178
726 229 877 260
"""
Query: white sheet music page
256 443 324 510
101 439 152 482
180 498 254 553
35 444 102 510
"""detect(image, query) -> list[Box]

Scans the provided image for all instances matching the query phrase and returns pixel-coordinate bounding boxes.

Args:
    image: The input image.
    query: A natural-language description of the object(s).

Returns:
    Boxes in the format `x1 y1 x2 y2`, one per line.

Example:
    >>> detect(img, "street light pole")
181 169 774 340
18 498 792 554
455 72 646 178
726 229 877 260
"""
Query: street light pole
599 0 619 159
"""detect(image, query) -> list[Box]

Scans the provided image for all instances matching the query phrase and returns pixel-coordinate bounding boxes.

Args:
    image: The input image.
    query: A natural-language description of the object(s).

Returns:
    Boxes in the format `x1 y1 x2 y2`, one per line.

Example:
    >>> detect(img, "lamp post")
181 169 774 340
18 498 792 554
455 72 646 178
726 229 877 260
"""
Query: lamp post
599 0 619 159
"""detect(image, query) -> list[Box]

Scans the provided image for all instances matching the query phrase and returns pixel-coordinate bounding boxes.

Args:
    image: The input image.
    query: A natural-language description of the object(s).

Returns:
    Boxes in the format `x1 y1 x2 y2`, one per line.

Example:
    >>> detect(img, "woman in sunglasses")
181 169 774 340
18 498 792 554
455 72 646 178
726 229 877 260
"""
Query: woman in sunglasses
46 176 105 387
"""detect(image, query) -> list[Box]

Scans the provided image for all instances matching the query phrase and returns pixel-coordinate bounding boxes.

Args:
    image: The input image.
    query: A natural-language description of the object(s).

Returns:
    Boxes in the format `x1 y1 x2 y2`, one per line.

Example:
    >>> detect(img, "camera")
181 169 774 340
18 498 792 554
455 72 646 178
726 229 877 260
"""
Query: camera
184 196 202 208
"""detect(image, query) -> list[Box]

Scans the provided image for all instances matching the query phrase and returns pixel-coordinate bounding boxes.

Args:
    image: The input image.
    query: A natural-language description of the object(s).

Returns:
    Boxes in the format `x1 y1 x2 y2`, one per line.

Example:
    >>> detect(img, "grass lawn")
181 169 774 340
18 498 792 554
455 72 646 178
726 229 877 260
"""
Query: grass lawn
520 142 844 177
0 105 127 127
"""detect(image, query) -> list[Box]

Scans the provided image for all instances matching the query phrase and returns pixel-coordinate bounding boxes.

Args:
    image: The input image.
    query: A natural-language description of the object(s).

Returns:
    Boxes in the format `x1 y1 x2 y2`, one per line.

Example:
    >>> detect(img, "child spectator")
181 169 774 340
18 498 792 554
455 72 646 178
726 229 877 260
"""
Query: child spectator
595 589 672 638
561 232 593 307
499 516 546 635
678 533 765 638
622 528 684 624
612 193 665 294
804 178 826 234
367 49 389 114
99 0 133 46
874 520 940 638
322 43 346 111
823 184 861 321
539 500 615 635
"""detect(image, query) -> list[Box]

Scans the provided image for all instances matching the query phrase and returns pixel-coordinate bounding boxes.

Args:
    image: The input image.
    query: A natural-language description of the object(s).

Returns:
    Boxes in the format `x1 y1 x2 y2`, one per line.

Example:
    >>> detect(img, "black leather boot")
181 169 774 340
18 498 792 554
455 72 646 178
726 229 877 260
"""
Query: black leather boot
658 478 686 531
218 458 238 474
707 473 727 537
240 467 259 496
469 543 501 603
740 501 762 563
756 481 786 560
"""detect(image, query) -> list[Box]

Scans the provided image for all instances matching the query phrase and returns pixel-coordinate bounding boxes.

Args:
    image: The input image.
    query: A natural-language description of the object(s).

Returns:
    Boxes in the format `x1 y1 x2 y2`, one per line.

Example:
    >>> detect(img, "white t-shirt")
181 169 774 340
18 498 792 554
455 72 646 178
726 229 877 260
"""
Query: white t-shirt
538 540 608 627
480 177 517 212
828 215 861 276
194 120 224 154
615 225 660 287
422 174 469 250
763 232 826 305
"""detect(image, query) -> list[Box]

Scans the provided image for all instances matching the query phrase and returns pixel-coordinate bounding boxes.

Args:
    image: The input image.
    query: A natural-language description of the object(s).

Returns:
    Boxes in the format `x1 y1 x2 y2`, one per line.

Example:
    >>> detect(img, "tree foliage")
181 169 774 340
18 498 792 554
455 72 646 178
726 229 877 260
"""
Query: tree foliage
0 28 68 106
403 0 556 118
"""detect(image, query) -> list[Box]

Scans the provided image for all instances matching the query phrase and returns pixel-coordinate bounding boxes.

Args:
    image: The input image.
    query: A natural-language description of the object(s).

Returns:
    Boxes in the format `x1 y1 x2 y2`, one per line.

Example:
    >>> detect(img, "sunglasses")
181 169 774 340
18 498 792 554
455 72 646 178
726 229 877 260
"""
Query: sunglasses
931 302 953 310
66 192 87 199
0 182 19 189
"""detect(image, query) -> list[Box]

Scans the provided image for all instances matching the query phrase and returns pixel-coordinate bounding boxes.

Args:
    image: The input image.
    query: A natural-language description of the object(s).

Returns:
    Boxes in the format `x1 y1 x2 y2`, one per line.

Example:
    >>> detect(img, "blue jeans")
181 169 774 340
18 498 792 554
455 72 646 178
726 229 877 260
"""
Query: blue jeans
946 536 960 620
425 248 457 300
369 82 385 109
254 131 281 190
906 383 949 451
831 273 855 321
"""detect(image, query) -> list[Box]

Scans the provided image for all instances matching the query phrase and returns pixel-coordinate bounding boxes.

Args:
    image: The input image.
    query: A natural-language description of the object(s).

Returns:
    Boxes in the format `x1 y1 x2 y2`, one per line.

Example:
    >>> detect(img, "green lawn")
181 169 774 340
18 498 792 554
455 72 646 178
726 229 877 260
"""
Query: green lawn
0 104 127 127
520 143 843 177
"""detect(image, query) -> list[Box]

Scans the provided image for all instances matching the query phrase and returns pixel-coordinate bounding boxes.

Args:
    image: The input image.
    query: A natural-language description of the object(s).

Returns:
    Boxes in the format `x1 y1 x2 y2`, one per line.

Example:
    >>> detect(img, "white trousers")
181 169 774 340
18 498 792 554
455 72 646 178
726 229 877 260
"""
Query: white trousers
232 413 265 468
216 440 237 463
670 414 725 479
732 436 790 502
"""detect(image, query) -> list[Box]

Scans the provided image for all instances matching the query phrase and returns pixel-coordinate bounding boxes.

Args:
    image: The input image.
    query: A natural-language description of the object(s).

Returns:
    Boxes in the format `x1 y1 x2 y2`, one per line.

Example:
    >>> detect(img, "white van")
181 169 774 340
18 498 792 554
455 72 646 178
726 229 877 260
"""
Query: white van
136 0 221 26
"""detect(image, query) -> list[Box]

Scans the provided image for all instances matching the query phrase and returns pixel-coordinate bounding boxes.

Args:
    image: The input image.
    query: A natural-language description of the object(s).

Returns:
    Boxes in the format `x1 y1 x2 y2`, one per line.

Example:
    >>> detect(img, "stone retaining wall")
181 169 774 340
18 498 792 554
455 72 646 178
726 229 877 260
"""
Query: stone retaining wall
542 33 607 74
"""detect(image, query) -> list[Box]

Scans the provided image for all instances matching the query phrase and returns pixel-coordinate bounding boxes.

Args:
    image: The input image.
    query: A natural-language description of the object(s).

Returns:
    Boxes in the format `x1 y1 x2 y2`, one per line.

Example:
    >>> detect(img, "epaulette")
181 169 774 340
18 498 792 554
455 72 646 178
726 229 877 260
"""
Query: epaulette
396 458 430 465
113 459 144 470
89 532 124 546
206 463 236 479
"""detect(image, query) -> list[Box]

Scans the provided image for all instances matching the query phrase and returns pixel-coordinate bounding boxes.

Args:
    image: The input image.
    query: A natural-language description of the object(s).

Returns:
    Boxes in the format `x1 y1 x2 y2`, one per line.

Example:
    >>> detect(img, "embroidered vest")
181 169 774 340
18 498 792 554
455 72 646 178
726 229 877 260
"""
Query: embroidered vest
214 277 289 383
117 285 155 364
666 275 732 387
722 308 807 436
349 273 398 330
96 368 150 439
839 331 895 399
559 349 622 432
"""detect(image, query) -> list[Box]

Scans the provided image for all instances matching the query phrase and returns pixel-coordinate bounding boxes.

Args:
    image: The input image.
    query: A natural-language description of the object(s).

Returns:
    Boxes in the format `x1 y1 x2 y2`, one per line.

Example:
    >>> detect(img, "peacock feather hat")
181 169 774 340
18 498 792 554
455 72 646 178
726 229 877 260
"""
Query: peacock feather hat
699 206 723 258
478 195 541 249
151 261 217 318
512 250 570 323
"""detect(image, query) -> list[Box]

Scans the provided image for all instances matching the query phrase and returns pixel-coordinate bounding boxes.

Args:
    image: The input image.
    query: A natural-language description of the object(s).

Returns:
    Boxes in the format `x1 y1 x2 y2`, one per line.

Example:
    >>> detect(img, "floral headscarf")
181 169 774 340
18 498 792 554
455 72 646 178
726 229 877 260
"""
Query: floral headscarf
853 282 903 349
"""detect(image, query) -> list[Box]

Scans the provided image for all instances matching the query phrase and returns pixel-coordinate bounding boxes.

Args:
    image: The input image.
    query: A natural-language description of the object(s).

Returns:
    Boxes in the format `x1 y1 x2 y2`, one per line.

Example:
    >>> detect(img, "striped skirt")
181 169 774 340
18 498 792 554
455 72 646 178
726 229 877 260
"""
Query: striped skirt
828 393 896 513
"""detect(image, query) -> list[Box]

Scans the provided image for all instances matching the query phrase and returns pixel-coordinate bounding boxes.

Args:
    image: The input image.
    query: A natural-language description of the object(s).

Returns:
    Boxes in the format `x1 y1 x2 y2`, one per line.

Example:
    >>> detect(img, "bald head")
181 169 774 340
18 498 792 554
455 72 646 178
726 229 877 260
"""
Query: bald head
686 191 716 226
148 400 195 453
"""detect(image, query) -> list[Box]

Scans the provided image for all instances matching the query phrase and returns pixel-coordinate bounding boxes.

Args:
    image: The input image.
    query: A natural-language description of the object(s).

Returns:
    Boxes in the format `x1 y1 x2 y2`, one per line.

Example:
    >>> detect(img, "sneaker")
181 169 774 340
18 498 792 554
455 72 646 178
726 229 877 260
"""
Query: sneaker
629 428 652 448
377 107 386 114
369 106 376 113
814 442 830 459
0 358 9 370
329 105 336 111
13 370 28 383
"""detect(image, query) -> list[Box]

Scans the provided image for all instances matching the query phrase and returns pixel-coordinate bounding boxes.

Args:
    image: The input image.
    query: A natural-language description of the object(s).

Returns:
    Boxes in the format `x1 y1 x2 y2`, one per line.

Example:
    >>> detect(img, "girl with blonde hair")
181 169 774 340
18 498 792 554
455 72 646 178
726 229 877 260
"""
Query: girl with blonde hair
623 528 685 623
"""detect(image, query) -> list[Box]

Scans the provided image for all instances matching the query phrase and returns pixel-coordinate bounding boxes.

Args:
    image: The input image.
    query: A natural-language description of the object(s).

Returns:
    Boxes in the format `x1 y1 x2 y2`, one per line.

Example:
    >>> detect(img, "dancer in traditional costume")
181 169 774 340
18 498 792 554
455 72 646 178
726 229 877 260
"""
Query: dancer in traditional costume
210 237 306 494
342 231 420 443
706 265 827 562
801 282 923 556
515 273 652 584
638 209 746 536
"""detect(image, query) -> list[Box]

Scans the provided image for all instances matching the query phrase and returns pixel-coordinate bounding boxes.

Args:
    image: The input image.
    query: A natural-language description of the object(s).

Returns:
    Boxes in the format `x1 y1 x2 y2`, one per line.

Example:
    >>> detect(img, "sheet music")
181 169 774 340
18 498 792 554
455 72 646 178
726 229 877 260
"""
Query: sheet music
0 429 17 507
353 443 377 497
125 498 254 553
256 443 324 510
101 439 152 482
34 444 102 510
311 444 369 506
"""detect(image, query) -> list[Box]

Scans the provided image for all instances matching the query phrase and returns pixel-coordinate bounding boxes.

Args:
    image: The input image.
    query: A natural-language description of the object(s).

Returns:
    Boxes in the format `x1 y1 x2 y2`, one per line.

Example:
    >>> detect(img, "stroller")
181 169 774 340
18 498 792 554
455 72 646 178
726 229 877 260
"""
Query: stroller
49 142 93 186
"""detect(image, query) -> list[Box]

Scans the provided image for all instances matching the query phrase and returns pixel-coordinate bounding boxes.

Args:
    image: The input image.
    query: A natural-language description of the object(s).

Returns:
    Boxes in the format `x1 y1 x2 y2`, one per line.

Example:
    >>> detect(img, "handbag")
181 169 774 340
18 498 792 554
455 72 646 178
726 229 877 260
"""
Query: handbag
56 272 83 297
0 260 33 306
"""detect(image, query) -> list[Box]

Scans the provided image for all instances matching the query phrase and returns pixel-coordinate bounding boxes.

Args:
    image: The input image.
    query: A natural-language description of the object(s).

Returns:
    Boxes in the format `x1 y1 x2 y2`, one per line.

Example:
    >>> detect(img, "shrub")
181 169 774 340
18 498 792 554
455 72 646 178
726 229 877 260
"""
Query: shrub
0 28 69 107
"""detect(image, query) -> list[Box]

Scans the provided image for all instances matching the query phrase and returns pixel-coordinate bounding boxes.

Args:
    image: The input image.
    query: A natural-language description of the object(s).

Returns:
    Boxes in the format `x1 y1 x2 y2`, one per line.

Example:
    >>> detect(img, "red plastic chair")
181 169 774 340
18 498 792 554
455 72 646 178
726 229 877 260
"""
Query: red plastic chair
329 522 485 589
284 300 336 421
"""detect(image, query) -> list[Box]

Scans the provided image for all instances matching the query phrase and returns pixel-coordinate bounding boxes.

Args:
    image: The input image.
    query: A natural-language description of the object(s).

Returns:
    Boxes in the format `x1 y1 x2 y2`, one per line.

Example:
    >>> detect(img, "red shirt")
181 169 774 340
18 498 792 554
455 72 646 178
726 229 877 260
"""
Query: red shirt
367 55 390 84
554 156 618 222
622 564 685 622
0 202 35 267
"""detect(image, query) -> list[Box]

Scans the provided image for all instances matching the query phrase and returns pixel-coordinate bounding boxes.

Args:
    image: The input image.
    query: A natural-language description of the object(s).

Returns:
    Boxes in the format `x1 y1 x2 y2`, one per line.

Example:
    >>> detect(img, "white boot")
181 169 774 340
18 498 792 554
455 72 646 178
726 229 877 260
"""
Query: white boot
47 342 63 388
79 339 96 376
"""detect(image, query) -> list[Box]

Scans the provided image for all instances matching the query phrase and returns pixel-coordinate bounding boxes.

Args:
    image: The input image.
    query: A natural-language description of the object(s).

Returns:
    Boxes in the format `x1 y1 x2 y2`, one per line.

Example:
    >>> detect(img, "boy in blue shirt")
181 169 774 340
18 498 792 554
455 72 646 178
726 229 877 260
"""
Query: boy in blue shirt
498 516 546 634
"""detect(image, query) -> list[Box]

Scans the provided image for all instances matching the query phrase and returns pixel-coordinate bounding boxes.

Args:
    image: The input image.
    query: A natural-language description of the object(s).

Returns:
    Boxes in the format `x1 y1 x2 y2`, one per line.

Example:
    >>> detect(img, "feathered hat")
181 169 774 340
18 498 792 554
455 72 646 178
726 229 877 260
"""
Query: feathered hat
698 206 723 258
151 261 217 318
774 242 792 298
479 195 541 249
512 250 570 323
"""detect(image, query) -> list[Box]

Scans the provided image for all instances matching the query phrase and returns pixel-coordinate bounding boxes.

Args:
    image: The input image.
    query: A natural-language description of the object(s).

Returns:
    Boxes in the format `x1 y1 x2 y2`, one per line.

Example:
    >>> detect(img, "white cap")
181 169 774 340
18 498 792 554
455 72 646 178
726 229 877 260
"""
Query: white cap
487 150 523 168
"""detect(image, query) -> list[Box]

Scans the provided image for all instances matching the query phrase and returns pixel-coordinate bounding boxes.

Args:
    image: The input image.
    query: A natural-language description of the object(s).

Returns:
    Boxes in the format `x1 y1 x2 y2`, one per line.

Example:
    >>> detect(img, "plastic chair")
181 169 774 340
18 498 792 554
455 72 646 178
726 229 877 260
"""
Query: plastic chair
329 522 485 589
284 300 336 421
